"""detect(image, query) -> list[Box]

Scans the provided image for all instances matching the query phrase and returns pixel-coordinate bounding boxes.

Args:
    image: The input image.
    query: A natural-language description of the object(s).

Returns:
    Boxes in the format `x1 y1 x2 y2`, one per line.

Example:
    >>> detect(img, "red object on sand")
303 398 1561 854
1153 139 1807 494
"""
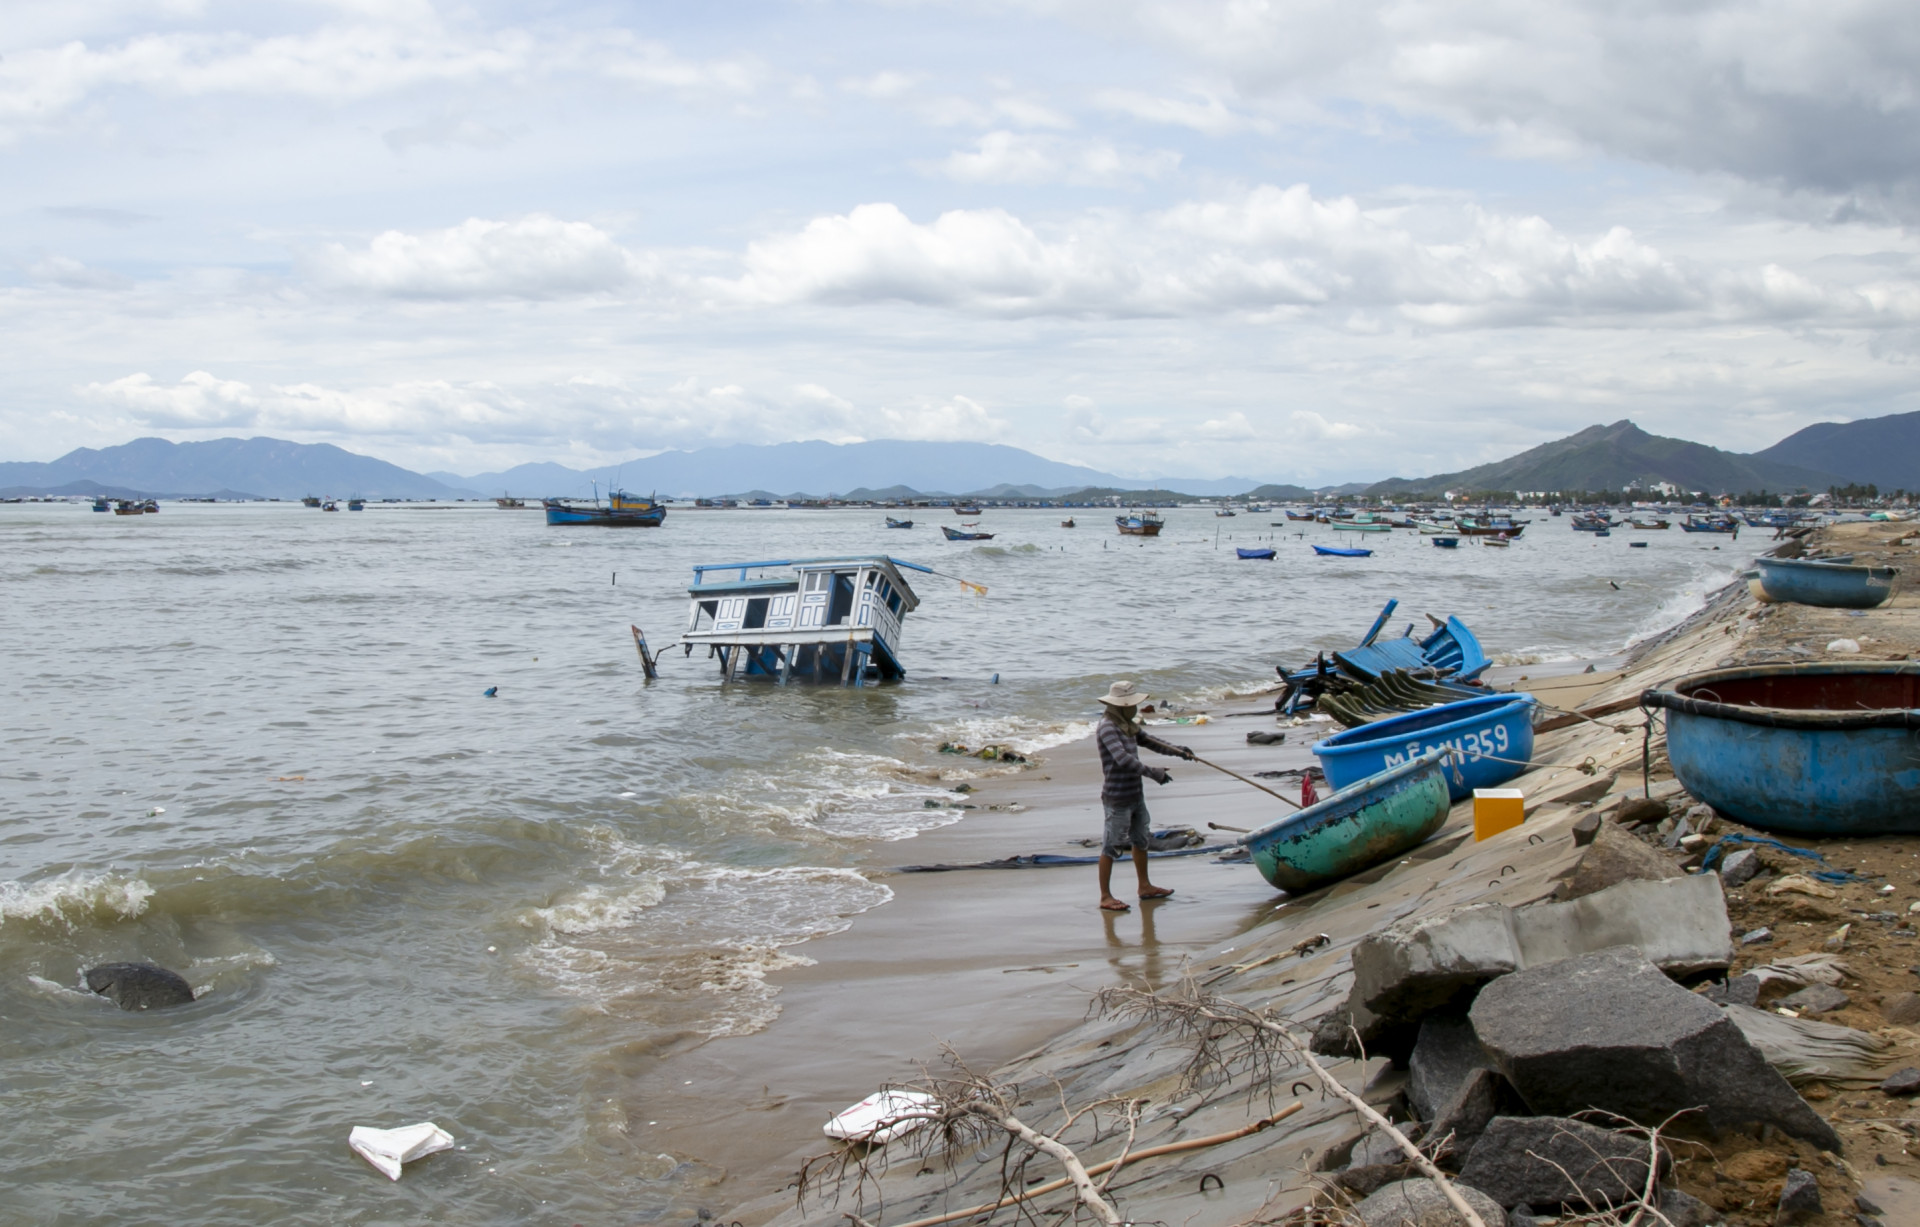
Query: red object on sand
1301 776 1318 807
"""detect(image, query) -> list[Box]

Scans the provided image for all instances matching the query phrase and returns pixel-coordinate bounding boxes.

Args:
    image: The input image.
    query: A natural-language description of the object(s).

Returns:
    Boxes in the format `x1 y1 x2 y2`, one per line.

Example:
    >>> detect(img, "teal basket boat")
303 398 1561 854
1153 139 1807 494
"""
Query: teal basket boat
1239 750 1453 893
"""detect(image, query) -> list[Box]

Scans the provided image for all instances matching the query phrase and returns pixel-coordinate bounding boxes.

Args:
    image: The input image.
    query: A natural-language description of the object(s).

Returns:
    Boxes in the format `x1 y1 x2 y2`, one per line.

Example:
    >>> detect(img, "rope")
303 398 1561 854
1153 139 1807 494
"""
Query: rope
1699 833 1862 883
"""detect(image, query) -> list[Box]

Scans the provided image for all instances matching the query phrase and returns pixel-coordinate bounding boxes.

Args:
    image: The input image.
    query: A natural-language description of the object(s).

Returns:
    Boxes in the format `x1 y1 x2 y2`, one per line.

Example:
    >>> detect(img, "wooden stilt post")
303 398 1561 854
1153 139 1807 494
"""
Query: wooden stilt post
631 626 658 680
839 641 854 685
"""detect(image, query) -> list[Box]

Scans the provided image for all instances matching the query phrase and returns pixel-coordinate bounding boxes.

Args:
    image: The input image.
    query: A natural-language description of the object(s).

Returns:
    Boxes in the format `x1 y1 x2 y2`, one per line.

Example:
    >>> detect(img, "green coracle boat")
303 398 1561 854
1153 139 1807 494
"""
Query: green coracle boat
1239 749 1452 893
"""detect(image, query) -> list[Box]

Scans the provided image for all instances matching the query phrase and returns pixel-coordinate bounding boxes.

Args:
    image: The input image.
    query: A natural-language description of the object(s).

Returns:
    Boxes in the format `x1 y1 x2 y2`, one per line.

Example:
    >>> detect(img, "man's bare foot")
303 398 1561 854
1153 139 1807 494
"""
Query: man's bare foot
1139 885 1174 900
1099 897 1131 911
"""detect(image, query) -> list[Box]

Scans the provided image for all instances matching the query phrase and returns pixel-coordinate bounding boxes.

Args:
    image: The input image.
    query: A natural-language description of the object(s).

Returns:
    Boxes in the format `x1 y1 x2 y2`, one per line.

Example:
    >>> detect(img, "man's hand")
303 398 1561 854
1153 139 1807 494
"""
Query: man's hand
1152 768 1172 785
1179 745 1196 761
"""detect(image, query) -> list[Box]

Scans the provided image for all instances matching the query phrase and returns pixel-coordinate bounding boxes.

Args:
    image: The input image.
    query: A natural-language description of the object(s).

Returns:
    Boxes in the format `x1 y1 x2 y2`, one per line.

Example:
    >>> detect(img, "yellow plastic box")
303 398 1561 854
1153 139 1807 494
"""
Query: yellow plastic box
1473 788 1526 841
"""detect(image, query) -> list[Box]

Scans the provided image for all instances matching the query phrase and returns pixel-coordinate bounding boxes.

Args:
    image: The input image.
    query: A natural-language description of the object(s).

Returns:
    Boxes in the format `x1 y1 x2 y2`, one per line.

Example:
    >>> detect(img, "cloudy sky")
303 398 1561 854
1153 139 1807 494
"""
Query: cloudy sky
4 0 1917 482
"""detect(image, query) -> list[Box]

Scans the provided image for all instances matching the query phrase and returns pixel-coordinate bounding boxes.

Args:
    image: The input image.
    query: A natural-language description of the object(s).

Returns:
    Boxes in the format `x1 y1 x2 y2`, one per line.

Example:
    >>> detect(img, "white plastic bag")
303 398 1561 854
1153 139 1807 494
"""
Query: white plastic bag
349 1121 455 1180
822 1090 935 1145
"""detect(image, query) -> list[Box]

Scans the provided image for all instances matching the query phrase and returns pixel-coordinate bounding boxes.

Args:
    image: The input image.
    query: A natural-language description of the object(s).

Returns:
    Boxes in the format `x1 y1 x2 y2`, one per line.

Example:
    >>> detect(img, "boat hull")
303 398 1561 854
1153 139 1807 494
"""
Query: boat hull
1332 523 1390 533
1432 537 1459 548
544 503 666 526
1241 751 1452 892
1235 547 1276 559
1744 557 1897 609
1312 545 1371 557
1314 694 1535 802
1644 663 1920 835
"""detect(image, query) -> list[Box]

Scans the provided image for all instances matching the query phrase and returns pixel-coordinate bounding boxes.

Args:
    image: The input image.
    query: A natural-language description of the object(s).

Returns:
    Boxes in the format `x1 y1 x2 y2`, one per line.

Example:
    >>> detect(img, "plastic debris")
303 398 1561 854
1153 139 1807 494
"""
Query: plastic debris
1826 638 1862 653
1725 1003 1897 1088
1748 952 1849 989
1769 874 1839 899
349 1122 455 1180
822 1089 935 1144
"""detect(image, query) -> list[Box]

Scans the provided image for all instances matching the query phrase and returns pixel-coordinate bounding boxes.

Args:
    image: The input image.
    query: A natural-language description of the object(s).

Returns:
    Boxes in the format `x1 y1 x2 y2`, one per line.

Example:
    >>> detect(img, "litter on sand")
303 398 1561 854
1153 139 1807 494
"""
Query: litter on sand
822 1089 936 1144
349 1122 455 1180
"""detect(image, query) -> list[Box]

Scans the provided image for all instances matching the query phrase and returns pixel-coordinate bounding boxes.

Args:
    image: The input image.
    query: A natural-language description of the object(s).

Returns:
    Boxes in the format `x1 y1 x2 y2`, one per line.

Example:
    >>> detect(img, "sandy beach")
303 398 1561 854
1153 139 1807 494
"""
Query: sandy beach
630 518 1920 1227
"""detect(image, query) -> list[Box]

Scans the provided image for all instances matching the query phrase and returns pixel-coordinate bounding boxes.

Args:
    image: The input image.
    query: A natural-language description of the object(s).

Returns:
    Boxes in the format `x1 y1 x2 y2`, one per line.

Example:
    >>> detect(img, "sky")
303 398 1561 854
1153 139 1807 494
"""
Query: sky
3 0 1918 483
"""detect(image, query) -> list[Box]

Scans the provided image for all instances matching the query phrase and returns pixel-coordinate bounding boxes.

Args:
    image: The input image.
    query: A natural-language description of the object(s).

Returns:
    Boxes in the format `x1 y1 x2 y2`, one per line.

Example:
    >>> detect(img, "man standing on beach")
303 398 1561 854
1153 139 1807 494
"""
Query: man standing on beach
1094 680 1194 912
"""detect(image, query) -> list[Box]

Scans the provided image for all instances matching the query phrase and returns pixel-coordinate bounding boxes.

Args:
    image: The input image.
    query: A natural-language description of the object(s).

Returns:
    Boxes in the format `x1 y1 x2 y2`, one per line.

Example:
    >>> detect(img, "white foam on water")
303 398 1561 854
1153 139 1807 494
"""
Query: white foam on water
0 870 154 931
679 749 958 843
922 715 1096 757
1622 563 1739 648
25 973 106 1002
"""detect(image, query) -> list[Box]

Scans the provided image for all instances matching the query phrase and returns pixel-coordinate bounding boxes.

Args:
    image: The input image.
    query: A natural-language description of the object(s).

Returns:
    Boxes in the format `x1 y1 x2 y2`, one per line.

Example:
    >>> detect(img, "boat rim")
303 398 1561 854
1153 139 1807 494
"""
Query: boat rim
1313 691 1535 751
1237 748 1448 845
1753 556 1897 578
1641 661 1920 732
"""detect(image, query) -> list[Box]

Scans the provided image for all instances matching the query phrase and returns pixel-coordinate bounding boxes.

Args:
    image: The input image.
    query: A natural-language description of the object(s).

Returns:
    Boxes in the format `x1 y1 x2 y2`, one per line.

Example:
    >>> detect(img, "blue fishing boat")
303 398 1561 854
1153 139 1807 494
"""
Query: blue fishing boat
1313 544 1372 557
1743 556 1897 609
1313 693 1535 801
941 525 994 541
91 496 110 512
1236 547 1276 560
1643 663 1920 835
544 487 666 526
683 555 931 686
1116 513 1163 536
1432 537 1459 548
1679 516 1737 534
1239 750 1453 892
885 517 914 529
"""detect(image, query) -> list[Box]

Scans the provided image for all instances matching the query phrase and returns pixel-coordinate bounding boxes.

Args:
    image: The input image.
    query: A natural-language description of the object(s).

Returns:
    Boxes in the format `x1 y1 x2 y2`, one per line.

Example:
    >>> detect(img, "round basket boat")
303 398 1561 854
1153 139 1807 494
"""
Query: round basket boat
1641 662 1920 836
1240 750 1452 893
1313 693 1535 802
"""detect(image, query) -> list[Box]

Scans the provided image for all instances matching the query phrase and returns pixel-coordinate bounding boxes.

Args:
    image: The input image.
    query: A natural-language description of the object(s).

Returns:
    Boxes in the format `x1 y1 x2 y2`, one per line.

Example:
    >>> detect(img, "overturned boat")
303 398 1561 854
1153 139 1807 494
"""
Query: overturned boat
681 555 929 685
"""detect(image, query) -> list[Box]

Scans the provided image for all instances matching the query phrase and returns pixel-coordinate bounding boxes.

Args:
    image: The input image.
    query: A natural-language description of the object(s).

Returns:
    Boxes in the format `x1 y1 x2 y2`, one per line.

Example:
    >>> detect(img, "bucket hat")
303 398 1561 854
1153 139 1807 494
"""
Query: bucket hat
1099 680 1149 708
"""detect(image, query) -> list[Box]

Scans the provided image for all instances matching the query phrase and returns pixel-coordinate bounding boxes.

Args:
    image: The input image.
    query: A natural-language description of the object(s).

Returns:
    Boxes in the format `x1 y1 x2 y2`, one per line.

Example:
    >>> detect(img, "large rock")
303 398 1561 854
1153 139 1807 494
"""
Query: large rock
1426 1067 1519 1160
1327 874 1733 1058
1352 1178 1507 1227
84 962 195 1011
1455 1116 1660 1209
1409 1017 1491 1122
1556 823 1683 900
1469 948 1841 1150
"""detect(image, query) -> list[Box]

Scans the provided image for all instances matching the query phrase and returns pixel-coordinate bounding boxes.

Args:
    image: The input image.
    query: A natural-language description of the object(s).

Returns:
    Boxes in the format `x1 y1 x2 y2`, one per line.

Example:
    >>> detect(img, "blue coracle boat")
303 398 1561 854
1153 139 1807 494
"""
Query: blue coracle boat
1432 537 1458 549
1313 693 1535 801
1240 750 1452 892
1313 544 1372 557
1642 663 1920 835
1743 556 1897 609
1236 547 1276 560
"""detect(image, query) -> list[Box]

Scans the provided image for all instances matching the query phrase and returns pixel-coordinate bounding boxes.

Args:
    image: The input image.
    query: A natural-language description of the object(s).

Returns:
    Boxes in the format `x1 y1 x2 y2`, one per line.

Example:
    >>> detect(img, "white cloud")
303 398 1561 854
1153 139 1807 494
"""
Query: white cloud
309 215 647 299
1092 88 1264 135
933 131 1180 186
28 254 130 289
82 371 258 426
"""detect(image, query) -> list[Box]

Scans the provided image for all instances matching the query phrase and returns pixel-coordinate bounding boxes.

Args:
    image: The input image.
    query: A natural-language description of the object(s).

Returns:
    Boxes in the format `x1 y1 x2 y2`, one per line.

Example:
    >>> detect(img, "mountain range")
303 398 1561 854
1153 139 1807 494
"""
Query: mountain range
3 410 1916 501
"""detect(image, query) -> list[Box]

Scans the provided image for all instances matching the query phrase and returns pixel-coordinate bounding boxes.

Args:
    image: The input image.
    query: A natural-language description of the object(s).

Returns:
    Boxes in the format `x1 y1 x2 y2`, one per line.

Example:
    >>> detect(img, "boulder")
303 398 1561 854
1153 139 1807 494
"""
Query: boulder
1721 847 1761 888
1339 874 1732 1059
1658 1187 1716 1227
83 962 194 1011
1425 1067 1520 1160
1456 1115 1660 1209
1703 974 1762 1008
1352 1178 1507 1227
1775 1167 1821 1224
1880 1067 1920 1095
1408 1017 1491 1122
1469 947 1841 1150
1780 984 1850 1015
1557 823 1683 900
1610 797 1670 828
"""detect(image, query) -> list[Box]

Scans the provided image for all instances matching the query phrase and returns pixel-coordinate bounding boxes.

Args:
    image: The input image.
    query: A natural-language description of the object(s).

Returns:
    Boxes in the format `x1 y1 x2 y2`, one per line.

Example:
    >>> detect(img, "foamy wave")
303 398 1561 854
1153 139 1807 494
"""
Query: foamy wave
1182 680 1284 705
1623 564 1739 648
924 715 1096 757
25 973 106 1002
680 750 955 843
0 870 154 930
521 876 669 936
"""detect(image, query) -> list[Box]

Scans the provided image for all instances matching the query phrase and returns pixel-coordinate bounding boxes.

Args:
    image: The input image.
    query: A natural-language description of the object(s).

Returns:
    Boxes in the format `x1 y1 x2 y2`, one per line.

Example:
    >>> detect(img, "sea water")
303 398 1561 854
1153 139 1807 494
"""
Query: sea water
0 503 1736 1224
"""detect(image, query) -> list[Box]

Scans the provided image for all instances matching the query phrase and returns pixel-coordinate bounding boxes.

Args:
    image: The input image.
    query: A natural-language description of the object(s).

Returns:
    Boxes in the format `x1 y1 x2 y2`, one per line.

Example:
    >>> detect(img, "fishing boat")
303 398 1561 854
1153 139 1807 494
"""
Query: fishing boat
112 500 144 515
91 496 110 513
1236 547 1276 560
1593 528 1610 537
1332 522 1391 533
1414 520 1454 534
682 555 929 686
142 499 159 513
1115 513 1163 536
884 517 914 529
1060 517 1075 528
1312 544 1371 557
1679 516 1737 534
495 496 526 509
1313 693 1536 802
1629 541 1649 548
941 525 994 541
347 498 365 511
1642 662 1920 835
322 501 338 512
953 505 983 517
1432 536 1459 548
1455 519 1525 537
1743 557 1898 609
1239 750 1453 893
1629 518 1669 530
1285 510 1316 522
302 496 322 508
1246 505 1271 513
544 488 667 527
1481 534 1510 547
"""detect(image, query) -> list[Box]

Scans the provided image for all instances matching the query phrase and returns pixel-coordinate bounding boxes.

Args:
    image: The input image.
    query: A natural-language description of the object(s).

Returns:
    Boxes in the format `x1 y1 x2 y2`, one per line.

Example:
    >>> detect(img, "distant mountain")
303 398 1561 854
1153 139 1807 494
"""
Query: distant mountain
0 437 481 500
452 441 1269 499
0 478 267 500
1365 420 1842 497
1752 411 1920 491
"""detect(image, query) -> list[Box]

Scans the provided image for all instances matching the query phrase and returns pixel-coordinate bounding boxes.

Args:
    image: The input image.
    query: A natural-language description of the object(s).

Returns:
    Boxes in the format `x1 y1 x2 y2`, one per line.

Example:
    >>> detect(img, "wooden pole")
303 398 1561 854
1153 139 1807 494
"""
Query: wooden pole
630 626 658 680
1190 754 1302 808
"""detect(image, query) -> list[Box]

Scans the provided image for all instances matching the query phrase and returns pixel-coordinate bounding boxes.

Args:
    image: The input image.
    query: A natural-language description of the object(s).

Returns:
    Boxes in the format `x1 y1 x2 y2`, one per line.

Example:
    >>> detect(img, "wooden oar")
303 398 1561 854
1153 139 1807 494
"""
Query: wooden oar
1189 754 1302 809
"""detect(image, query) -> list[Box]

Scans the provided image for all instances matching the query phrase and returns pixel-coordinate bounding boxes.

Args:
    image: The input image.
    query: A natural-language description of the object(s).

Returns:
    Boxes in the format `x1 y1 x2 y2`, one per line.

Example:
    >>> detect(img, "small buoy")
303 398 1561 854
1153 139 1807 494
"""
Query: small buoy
483 686 498 697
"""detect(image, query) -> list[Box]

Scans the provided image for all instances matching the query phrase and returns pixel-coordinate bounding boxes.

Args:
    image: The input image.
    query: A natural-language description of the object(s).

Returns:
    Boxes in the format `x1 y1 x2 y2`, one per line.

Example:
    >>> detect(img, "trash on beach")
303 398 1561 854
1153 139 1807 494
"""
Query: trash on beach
822 1089 936 1144
1723 1003 1897 1087
1471 788 1525 841
1826 638 1862 653
349 1122 455 1180
1768 874 1839 899
1747 952 1849 989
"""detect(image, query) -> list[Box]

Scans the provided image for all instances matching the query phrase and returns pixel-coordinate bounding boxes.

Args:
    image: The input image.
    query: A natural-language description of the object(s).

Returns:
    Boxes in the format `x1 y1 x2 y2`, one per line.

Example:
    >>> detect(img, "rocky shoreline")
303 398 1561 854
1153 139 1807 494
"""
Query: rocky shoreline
749 519 1920 1227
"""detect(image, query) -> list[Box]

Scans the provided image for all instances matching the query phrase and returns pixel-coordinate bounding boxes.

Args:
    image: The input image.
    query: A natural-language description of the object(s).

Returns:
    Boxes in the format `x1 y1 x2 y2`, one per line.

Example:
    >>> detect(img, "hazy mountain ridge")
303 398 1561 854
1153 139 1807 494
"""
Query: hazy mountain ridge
0 437 480 500
1365 420 1844 496
1753 410 1920 490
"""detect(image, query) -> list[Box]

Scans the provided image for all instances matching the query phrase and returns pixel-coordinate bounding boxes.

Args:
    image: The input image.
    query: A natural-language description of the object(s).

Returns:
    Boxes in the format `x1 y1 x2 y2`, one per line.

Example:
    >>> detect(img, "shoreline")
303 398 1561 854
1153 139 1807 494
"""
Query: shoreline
626 570 1749 1220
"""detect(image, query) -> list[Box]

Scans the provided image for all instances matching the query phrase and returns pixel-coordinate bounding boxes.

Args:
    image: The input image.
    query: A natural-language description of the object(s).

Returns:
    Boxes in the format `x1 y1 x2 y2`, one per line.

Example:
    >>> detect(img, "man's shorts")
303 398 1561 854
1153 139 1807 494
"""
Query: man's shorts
1101 797 1152 859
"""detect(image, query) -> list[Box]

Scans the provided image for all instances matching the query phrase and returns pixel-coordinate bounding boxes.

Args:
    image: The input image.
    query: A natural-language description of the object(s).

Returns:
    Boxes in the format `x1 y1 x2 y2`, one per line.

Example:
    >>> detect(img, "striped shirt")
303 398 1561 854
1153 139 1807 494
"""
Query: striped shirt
1096 715 1183 804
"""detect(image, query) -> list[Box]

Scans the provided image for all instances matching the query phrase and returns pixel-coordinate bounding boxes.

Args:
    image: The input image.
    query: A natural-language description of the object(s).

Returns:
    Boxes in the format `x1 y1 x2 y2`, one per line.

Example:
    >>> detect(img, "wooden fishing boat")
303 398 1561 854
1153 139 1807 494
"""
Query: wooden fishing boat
1414 520 1454 534
1679 516 1737 534
495 496 526 509
347 498 365 511
884 517 914 529
1060 517 1075 528
1455 520 1525 537
1314 693 1534 802
1332 522 1390 533
1236 547 1276 560
1239 750 1452 892
1743 557 1897 609
1215 509 1237 517
1629 518 1669 530
1481 535 1510 547
322 501 338 512
953 505 983 516
1115 513 1163 536
1313 544 1371 557
1432 536 1459 548
545 488 667 526
301 495 321 507
683 554 930 687
1285 510 1316 521
112 500 144 515
91 496 110 512
1642 663 1920 835
941 525 994 540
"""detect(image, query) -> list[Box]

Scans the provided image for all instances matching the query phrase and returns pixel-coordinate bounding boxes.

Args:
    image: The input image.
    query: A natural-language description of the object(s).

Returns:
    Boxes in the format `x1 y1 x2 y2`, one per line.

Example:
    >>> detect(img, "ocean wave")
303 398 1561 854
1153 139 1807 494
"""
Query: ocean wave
1622 563 1739 649
921 714 1096 758
0 870 154 931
